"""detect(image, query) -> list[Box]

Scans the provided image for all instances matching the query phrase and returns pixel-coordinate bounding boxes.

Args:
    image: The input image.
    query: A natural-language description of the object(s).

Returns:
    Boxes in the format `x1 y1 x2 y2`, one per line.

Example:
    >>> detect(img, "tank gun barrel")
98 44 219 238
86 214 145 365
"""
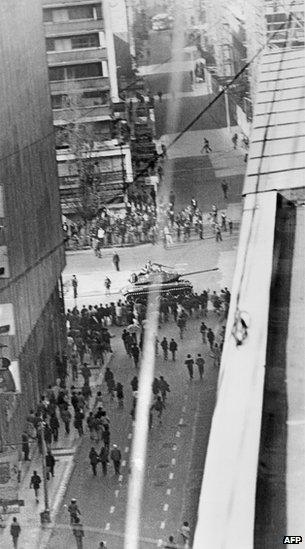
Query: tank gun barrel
182 267 219 277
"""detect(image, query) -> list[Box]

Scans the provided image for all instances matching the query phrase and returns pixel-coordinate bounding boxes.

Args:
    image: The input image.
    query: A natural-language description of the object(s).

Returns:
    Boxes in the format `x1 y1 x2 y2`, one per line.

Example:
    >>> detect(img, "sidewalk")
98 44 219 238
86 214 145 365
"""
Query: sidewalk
0 354 112 549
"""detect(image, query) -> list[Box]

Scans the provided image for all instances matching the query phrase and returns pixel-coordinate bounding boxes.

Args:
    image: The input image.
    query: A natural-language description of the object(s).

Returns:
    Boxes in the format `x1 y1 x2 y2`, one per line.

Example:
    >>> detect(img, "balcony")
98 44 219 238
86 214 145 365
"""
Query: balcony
47 47 107 65
50 76 110 93
52 103 111 123
44 19 103 36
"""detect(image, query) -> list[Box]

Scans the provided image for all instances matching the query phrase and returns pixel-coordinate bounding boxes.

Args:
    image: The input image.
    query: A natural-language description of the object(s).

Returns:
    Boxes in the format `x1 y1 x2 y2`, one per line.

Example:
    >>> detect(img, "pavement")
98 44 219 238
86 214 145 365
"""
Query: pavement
0 354 113 549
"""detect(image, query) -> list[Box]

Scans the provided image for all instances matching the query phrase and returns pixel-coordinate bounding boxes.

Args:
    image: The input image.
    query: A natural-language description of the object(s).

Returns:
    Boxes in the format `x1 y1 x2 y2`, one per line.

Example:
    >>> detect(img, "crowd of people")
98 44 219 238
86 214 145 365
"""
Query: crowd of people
63 185 234 254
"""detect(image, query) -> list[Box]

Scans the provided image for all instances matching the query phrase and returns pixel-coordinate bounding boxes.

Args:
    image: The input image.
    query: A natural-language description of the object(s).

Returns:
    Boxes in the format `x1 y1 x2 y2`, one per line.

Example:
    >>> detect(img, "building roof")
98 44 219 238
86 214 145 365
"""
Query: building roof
243 47 305 195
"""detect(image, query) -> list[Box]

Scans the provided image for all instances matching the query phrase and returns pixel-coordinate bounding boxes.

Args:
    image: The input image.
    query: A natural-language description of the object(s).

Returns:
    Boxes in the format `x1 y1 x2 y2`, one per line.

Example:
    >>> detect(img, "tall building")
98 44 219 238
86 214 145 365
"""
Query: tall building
42 0 134 214
0 0 65 447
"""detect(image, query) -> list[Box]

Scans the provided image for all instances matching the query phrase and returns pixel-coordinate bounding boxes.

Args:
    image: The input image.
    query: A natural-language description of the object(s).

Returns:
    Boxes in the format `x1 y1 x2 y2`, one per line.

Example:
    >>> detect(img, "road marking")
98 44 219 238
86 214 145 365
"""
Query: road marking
122 460 126 467
175 431 181 438
105 523 110 531
125 446 129 453
128 433 132 439
157 539 163 547
115 490 119 498
119 475 123 483
179 418 184 425
163 503 169 512
166 488 171 496
169 472 174 480
171 458 176 466
160 521 165 530
110 506 115 514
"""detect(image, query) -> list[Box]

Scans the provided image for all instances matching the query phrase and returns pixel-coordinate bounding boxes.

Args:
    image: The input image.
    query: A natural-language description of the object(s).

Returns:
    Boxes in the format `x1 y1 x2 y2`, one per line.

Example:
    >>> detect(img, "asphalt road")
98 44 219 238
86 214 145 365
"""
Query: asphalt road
47 312 223 549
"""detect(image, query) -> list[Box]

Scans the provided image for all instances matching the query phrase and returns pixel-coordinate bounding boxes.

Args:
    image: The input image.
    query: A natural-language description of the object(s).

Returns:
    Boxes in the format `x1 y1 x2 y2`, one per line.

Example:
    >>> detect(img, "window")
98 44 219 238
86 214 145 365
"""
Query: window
66 62 103 79
68 6 94 20
51 95 70 109
49 66 65 81
71 34 99 49
82 90 109 105
46 38 55 52
43 9 53 22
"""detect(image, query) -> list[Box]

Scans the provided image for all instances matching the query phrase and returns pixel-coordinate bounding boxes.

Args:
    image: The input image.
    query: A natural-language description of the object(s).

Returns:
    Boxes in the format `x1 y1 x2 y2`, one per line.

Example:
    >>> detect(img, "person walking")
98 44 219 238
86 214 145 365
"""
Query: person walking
68 498 81 524
153 396 165 424
81 363 91 384
72 275 78 299
110 444 121 475
99 445 109 477
21 432 30 461
232 132 238 149
89 447 99 476
195 354 205 380
221 180 229 199
159 376 170 404
116 382 124 408
61 407 72 435
161 337 168 361
131 344 140 369
72 517 85 549
46 449 56 479
179 521 191 548
74 408 84 436
207 328 215 350
104 276 111 293
200 321 207 344
228 218 233 235
201 137 212 154
221 212 227 232
169 338 178 361
215 224 222 242
185 354 194 380
29 470 41 503
10 517 21 549
50 413 60 443
112 251 120 271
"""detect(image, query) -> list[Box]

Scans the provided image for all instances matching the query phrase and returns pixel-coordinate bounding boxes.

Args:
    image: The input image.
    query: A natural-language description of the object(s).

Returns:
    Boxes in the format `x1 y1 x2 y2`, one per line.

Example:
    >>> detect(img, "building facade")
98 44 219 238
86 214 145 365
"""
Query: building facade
0 0 65 447
42 0 133 213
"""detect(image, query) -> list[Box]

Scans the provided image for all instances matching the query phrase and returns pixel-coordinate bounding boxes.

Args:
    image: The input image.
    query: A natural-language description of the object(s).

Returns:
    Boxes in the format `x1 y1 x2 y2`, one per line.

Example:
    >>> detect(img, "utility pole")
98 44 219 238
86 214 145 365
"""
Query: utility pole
38 421 51 525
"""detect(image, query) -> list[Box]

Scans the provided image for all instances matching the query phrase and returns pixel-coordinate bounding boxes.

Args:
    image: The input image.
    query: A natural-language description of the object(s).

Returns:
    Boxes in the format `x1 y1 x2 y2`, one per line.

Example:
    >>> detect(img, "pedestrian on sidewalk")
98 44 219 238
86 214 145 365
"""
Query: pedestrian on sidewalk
10 516 21 549
169 338 178 361
185 354 194 380
50 412 60 442
110 444 121 475
104 276 111 293
221 180 229 199
130 375 138 393
195 354 205 380
72 517 85 549
72 275 78 299
99 445 109 476
81 363 91 384
68 498 81 524
116 382 124 408
89 447 99 476
29 471 41 503
61 406 72 434
46 449 56 479
102 423 110 452
74 408 84 436
112 251 120 271
232 132 238 149
131 343 140 369
179 521 191 548
21 432 30 461
70 353 79 381
207 328 215 350
161 337 168 361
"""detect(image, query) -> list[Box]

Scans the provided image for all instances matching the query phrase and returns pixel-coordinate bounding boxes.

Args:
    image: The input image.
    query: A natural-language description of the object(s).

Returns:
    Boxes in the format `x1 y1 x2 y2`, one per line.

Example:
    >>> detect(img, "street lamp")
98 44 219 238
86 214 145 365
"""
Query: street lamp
37 421 51 525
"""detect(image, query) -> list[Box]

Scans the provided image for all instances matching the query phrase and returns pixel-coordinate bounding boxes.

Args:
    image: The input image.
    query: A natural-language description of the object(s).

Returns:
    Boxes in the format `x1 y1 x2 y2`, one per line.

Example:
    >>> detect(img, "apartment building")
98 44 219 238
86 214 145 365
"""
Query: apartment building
0 0 65 448
42 0 133 214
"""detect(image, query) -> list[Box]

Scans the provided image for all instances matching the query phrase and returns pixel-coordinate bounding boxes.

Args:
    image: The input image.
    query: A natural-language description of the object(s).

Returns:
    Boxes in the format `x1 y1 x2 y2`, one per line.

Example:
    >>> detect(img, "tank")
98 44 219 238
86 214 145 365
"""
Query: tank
122 262 217 303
